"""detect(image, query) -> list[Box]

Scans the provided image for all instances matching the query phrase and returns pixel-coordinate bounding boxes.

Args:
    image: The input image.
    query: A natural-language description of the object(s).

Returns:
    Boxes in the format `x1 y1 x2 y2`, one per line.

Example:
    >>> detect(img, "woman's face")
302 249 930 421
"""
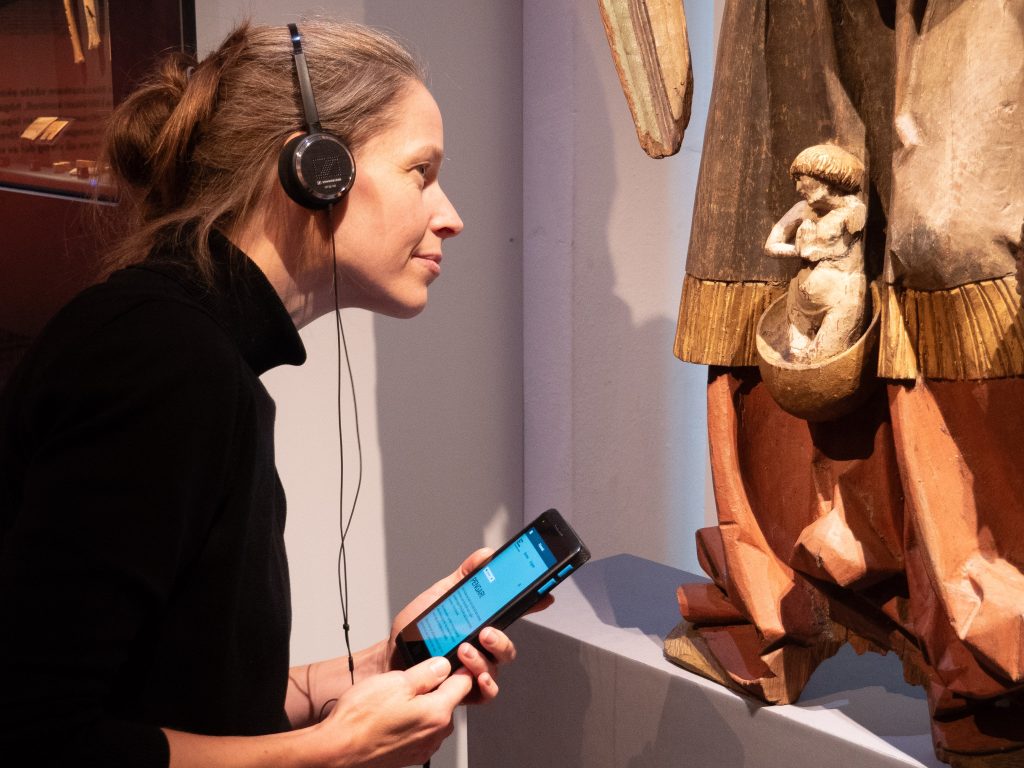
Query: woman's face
333 81 463 318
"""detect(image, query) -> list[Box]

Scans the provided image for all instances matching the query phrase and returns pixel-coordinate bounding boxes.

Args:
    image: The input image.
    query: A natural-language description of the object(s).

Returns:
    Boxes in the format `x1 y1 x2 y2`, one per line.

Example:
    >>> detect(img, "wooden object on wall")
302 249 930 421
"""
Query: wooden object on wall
669 370 1024 767
62 0 85 64
755 290 880 422
84 0 102 50
754 143 879 421
597 0 692 158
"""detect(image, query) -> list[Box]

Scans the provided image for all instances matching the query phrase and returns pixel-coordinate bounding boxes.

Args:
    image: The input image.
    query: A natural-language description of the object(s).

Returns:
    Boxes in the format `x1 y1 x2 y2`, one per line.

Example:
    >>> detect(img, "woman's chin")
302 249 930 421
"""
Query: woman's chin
388 303 426 320
373 292 429 319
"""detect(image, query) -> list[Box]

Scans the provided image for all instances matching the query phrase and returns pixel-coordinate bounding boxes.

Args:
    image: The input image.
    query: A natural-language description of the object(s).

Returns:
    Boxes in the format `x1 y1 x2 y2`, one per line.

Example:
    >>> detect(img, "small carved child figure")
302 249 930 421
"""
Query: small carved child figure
764 144 867 362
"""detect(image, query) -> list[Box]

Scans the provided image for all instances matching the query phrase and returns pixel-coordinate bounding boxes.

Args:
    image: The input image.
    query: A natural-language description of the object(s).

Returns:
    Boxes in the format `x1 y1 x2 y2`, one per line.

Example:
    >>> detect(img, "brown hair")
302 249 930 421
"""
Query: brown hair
789 144 864 194
99 20 424 279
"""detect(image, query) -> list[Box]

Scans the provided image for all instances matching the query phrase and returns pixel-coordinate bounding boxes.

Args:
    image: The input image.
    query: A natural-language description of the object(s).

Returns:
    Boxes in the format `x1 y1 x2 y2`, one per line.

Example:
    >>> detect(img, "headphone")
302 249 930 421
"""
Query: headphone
278 23 356 209
278 24 363 695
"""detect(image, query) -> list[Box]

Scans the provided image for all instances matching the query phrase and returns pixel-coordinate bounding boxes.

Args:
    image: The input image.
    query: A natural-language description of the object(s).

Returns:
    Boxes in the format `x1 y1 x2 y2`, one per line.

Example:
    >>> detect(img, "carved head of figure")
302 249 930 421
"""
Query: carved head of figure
789 144 864 209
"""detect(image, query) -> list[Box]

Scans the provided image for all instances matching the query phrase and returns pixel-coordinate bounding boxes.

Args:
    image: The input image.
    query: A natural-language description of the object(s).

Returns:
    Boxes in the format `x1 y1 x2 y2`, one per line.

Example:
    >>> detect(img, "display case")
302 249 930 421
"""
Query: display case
0 1 115 198
0 0 195 383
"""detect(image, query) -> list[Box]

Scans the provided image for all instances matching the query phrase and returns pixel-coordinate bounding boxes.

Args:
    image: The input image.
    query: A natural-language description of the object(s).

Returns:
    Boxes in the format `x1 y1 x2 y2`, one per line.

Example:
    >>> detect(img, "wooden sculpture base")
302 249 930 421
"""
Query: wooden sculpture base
663 620 844 705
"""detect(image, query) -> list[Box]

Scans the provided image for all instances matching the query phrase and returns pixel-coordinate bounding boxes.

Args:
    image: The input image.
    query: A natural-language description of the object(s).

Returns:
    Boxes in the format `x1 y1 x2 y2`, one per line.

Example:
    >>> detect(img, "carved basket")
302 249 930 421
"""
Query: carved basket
754 285 881 422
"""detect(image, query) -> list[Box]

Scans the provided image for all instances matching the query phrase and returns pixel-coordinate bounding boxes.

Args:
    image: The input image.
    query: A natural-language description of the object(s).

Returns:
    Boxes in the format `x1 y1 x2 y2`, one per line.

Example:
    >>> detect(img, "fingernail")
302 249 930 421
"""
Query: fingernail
462 644 478 659
431 658 450 676
479 628 494 644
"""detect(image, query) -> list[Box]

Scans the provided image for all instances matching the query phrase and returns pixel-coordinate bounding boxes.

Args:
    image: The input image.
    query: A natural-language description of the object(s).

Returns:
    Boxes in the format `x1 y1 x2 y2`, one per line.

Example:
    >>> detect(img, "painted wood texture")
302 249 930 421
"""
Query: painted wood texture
879 276 1024 380
598 0 692 158
674 275 785 366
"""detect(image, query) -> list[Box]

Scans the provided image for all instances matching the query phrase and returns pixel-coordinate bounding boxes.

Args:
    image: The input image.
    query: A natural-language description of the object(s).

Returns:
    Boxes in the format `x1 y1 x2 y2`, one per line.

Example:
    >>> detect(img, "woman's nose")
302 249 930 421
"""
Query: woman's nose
432 184 464 239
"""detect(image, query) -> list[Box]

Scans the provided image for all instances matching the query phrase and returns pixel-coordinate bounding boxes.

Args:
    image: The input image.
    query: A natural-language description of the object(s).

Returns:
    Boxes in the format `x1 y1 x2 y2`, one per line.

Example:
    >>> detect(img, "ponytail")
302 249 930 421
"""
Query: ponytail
145 27 247 213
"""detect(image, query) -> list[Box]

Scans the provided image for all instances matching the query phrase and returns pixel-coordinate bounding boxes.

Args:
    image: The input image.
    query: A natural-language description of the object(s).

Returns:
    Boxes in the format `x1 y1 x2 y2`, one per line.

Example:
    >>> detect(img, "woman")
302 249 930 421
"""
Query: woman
0 19 523 767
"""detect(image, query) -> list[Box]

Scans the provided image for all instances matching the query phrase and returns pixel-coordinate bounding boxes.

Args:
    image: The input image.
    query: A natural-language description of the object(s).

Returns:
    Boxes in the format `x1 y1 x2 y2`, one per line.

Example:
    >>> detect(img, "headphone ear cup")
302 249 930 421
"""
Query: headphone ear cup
278 132 356 210
278 133 313 208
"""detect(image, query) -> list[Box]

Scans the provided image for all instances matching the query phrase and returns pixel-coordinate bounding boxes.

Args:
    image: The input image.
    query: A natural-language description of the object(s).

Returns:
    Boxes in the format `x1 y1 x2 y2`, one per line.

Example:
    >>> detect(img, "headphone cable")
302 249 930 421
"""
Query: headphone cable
327 207 424 768
328 203 363 688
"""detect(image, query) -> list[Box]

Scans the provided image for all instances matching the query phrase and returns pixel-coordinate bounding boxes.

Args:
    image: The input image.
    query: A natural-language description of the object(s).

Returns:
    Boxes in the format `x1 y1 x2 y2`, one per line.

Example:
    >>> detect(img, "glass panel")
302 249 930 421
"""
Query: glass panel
0 0 114 199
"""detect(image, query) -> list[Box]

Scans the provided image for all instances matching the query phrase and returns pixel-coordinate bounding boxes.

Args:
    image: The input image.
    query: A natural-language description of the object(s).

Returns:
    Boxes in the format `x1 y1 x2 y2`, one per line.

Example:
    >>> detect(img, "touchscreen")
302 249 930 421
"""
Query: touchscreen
417 527 558 657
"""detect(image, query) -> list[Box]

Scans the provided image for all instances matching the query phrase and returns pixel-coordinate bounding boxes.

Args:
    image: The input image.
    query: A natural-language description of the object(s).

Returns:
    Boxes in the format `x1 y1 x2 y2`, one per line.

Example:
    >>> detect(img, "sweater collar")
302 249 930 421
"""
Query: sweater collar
141 231 307 376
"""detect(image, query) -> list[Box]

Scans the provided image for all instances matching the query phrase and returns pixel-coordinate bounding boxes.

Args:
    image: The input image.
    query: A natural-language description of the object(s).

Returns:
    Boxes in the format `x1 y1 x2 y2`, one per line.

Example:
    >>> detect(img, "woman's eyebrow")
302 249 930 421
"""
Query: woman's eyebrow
406 143 444 162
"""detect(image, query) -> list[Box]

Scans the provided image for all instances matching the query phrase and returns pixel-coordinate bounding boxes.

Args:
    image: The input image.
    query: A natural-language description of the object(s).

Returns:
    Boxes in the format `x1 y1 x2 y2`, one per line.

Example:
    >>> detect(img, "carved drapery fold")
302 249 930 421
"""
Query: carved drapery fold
879 277 1024 381
674 275 786 367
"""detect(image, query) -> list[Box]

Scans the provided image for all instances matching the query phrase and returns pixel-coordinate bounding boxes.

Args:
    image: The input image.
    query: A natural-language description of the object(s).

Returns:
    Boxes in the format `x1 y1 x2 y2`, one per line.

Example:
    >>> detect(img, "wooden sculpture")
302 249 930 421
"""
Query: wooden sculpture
600 1 1024 766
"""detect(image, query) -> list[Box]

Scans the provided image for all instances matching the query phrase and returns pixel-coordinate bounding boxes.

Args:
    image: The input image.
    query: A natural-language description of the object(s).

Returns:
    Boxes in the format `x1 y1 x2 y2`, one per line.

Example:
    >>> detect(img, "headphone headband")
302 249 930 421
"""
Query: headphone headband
279 22 356 209
288 23 322 133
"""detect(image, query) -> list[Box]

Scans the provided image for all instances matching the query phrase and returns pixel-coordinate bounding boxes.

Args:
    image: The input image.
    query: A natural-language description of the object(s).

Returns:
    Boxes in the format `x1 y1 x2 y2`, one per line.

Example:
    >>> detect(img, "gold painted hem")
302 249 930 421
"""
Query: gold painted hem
674 275 786 367
879 275 1024 380
674 273 1024 380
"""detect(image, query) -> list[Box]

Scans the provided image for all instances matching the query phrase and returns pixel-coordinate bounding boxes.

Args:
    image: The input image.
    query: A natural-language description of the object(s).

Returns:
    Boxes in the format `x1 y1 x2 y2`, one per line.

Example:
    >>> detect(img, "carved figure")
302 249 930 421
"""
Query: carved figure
764 145 866 363
601 1 1024 766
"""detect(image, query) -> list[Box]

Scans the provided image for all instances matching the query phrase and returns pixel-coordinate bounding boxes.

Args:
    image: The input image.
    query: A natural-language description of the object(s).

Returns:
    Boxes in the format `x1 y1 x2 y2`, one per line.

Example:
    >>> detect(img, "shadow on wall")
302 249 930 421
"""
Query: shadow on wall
557 9 709 572
572 553 706 641
368 0 712 621
368 0 710 652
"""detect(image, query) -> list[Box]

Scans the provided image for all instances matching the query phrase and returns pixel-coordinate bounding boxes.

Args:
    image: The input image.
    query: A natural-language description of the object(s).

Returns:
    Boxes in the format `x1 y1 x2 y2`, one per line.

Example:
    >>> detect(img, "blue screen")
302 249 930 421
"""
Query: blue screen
417 527 558 658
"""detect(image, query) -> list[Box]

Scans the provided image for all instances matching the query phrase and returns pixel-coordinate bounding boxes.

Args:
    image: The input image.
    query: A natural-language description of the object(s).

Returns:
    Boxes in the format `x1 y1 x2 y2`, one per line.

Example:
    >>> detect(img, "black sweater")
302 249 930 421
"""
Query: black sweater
0 233 306 766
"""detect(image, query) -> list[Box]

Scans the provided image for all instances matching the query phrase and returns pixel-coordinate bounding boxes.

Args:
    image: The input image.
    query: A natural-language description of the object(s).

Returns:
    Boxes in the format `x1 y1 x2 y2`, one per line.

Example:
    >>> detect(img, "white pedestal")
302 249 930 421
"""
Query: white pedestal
468 554 943 767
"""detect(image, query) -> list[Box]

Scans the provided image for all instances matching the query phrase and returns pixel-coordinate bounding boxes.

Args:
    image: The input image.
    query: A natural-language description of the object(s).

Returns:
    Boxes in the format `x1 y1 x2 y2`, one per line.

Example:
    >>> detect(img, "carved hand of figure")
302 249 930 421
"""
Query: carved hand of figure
764 201 807 259
766 242 798 258
814 214 843 243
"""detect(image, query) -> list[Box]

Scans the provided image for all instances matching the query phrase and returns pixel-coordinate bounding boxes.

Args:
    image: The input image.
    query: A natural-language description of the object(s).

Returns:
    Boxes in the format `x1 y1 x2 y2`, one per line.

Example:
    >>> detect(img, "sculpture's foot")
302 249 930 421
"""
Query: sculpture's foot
664 620 844 705
940 748 1024 768
930 685 1024 767
946 557 1024 684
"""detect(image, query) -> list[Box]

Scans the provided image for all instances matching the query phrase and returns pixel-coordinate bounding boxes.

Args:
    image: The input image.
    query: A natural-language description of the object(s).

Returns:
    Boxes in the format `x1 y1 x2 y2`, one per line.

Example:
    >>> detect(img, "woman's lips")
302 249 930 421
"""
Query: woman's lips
413 253 442 276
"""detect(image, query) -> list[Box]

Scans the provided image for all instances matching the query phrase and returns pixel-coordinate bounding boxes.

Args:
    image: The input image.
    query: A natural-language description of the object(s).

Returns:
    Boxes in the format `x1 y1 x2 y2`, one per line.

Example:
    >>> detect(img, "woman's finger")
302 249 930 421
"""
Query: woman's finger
478 627 516 663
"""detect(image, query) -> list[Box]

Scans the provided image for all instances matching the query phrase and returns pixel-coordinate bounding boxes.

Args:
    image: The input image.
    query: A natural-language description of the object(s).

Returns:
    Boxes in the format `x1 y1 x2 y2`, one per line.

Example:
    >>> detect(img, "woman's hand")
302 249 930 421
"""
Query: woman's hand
386 548 553 702
167 552 554 768
313 656 469 768
167 658 464 768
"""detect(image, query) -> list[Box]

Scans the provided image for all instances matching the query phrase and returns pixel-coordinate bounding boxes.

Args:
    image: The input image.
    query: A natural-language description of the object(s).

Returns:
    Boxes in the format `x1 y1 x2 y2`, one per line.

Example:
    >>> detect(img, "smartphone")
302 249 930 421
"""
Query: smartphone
395 508 590 669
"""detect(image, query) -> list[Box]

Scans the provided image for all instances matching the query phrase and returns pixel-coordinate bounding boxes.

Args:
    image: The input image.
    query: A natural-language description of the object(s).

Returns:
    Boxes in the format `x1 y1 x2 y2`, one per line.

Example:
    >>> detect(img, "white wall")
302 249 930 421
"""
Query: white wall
523 0 717 574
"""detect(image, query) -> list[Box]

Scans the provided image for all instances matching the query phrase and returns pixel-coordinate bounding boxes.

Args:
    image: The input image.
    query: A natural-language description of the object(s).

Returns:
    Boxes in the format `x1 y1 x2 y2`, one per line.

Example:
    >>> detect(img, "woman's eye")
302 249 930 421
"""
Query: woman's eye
414 164 429 177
